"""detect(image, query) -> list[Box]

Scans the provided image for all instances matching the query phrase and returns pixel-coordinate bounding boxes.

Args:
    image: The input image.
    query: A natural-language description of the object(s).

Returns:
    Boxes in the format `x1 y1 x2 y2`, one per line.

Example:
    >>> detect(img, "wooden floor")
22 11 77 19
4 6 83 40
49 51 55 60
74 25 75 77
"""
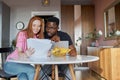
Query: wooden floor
75 70 98 80
0 69 98 80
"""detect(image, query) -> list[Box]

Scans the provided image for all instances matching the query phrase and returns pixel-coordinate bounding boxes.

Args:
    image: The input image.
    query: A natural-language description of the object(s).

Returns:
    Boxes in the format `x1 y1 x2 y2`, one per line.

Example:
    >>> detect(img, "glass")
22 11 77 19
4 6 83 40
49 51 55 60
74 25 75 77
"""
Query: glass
104 0 120 40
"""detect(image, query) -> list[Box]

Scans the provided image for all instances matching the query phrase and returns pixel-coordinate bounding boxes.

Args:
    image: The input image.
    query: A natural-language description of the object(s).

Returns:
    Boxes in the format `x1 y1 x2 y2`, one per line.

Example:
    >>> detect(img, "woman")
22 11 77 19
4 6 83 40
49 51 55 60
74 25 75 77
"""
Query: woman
4 16 44 80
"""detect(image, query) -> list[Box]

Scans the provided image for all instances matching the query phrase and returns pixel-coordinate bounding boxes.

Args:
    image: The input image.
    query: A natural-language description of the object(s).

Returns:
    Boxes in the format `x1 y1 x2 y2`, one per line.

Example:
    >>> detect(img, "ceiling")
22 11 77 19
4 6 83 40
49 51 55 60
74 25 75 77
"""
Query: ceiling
1 0 93 7
61 0 93 5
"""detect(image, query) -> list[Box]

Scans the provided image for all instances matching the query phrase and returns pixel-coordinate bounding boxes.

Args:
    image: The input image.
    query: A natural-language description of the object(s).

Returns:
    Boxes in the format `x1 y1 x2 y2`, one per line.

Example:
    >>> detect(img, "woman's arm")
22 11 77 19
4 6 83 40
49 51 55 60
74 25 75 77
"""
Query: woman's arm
16 31 35 58
17 47 35 58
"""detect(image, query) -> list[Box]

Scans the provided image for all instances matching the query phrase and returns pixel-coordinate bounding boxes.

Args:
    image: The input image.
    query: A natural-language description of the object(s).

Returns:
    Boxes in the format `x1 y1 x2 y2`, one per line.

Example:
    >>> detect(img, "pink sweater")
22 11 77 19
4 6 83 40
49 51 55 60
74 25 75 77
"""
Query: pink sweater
6 31 30 61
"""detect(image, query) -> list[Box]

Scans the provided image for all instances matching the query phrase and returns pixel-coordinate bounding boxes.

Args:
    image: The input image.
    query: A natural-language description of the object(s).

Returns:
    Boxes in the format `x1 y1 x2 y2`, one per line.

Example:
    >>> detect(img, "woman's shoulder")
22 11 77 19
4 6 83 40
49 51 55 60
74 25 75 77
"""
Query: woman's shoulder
17 31 27 38
18 31 26 35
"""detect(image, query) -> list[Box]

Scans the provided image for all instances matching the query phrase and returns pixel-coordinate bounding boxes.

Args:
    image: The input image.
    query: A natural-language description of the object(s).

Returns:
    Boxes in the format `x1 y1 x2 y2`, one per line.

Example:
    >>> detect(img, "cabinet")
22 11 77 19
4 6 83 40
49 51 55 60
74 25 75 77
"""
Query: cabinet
87 47 120 80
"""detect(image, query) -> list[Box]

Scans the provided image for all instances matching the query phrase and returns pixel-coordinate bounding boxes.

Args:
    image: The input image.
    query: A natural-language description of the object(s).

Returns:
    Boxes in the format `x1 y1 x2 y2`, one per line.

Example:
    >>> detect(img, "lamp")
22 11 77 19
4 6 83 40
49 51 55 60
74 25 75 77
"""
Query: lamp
42 0 50 6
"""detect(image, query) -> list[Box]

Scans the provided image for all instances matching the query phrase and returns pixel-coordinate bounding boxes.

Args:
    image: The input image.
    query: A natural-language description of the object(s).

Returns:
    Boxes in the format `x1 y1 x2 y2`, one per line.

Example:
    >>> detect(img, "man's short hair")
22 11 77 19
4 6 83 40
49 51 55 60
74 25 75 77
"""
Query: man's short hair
47 17 59 26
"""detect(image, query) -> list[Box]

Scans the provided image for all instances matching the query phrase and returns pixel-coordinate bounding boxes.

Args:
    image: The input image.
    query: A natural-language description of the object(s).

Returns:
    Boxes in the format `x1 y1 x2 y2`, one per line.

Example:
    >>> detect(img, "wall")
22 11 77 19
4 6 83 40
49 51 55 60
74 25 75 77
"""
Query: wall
2 0 61 44
93 0 116 46
0 1 10 47
0 1 10 68
0 1 2 47
0 1 2 66
2 2 10 47
74 5 81 54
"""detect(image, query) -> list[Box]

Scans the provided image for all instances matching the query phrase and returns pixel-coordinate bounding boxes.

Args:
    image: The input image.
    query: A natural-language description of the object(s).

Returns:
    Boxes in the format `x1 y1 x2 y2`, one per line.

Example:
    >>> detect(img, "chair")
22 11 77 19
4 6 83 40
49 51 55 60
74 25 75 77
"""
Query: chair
0 47 17 80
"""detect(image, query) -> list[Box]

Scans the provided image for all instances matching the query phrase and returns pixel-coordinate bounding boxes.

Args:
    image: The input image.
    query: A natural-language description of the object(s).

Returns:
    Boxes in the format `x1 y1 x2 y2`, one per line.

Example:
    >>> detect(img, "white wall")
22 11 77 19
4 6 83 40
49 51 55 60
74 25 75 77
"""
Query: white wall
7 0 61 44
0 1 2 68
0 2 2 47
74 5 81 54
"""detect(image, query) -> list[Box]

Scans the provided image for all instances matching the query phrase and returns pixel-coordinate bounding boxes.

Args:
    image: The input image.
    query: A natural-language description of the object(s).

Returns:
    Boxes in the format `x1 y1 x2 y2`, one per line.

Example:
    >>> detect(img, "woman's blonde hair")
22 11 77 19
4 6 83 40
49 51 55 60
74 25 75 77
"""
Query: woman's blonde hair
24 16 44 39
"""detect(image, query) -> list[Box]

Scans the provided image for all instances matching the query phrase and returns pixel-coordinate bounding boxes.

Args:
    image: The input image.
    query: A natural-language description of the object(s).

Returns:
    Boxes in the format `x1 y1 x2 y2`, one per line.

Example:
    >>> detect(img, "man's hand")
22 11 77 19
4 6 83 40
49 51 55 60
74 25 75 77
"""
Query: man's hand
51 35 60 42
69 45 77 57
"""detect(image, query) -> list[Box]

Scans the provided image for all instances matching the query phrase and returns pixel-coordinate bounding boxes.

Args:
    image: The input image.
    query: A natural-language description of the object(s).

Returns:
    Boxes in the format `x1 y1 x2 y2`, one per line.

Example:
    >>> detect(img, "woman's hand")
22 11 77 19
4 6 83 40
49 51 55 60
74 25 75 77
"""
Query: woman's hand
47 51 51 57
25 47 35 57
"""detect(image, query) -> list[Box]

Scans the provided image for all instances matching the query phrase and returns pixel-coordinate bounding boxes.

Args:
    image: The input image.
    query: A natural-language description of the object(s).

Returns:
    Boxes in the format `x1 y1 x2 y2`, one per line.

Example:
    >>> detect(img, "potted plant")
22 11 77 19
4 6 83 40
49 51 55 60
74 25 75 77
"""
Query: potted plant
76 29 103 47
11 39 16 49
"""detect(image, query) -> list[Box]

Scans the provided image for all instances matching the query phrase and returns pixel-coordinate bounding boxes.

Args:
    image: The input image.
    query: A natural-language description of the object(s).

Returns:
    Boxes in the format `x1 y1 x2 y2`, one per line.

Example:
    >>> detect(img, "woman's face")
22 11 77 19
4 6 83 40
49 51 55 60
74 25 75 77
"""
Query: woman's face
32 20 41 34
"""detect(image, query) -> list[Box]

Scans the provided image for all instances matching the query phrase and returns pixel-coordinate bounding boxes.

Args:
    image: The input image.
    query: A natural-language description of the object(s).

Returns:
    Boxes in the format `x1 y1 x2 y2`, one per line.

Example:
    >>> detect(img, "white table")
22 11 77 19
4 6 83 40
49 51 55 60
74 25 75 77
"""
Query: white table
8 55 99 80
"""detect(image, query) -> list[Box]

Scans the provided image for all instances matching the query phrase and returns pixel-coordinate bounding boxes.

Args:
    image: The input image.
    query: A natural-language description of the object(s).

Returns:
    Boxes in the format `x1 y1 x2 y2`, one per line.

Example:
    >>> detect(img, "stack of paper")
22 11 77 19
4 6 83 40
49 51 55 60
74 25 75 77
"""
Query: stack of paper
27 38 52 60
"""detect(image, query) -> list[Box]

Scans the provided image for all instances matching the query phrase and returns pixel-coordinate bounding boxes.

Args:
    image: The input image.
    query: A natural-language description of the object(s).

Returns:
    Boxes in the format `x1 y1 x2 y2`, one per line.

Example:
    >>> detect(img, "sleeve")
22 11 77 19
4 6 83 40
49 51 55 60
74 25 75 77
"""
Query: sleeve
16 31 27 52
65 33 73 46
60 32 73 46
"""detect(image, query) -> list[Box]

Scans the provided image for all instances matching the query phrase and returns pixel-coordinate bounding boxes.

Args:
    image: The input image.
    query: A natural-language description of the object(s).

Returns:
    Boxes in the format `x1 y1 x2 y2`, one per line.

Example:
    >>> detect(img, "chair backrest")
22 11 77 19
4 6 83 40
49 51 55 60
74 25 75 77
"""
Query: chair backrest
0 47 13 66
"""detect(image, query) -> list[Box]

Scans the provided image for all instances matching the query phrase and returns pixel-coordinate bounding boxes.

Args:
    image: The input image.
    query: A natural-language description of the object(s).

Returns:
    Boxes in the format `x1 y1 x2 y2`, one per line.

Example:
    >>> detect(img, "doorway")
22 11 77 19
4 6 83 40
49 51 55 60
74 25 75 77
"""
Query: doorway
31 11 61 30
35 15 53 32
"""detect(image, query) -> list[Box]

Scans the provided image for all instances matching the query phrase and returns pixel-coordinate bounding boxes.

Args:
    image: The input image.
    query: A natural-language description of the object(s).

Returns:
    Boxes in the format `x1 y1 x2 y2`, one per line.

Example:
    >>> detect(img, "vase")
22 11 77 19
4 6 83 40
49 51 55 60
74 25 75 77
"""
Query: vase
90 40 99 47
95 40 99 47
91 42 96 47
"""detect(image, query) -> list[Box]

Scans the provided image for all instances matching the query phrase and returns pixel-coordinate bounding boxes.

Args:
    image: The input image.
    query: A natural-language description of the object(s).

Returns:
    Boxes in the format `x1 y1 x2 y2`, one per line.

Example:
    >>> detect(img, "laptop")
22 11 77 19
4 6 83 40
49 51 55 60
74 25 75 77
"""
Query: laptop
52 41 69 48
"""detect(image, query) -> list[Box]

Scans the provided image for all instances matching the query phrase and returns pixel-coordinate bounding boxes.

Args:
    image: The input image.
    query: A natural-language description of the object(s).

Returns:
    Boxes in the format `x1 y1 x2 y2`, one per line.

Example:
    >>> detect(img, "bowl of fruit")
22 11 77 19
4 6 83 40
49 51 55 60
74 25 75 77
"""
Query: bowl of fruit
51 47 71 57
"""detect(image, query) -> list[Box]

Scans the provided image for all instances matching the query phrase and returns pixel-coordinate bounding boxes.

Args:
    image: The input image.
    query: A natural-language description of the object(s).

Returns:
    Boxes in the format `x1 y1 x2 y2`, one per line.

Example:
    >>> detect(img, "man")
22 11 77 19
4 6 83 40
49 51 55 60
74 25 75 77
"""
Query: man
45 17 77 56
40 17 77 80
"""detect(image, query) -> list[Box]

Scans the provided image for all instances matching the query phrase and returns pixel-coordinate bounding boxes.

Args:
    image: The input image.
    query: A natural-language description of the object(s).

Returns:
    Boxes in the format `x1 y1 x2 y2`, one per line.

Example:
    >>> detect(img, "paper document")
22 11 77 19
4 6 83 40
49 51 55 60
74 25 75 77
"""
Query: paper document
27 38 52 60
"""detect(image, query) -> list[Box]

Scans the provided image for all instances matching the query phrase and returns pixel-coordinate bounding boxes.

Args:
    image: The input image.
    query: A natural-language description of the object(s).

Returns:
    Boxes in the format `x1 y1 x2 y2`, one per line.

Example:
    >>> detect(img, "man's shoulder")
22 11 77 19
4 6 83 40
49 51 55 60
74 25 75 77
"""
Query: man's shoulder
58 31 73 45
58 31 68 35
58 31 70 39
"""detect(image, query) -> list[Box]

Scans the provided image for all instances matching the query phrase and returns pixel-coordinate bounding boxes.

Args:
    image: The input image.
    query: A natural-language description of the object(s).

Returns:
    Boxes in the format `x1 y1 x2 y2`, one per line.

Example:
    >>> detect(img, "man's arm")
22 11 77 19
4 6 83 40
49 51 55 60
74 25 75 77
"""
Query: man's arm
69 45 77 56
50 33 77 56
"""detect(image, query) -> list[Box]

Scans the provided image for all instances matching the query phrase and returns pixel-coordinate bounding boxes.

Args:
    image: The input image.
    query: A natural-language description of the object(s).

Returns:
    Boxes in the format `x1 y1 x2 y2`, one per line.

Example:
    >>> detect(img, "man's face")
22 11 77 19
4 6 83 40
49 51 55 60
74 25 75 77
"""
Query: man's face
46 22 58 38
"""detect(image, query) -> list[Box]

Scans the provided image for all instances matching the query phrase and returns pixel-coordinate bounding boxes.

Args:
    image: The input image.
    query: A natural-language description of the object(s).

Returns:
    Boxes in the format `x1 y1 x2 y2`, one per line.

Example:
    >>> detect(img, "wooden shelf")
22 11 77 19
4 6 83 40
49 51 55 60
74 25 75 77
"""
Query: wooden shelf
87 47 120 80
